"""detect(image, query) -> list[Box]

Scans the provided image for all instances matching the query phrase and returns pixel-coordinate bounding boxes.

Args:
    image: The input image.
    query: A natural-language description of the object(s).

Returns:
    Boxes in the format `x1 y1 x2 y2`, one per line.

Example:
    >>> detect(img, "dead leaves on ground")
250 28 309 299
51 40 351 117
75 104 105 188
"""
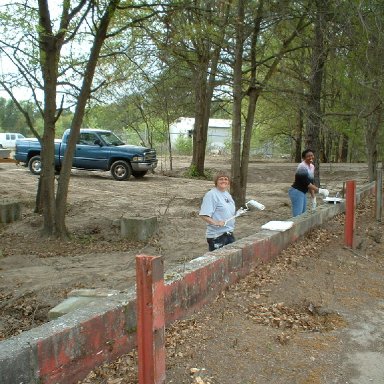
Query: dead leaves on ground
66 197 381 383
166 318 209 359
234 225 338 297
0 290 48 340
189 368 214 384
79 352 138 384
244 301 346 333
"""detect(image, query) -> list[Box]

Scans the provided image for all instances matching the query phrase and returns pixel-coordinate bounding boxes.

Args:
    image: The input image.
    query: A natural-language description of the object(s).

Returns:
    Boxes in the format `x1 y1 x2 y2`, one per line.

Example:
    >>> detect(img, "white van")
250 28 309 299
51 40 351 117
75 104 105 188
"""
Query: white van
0 132 25 148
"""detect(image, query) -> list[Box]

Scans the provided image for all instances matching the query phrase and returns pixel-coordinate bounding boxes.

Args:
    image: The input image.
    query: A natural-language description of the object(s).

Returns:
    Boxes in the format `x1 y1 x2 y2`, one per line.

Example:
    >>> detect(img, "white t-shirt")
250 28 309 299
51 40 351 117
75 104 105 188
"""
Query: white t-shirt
199 187 236 238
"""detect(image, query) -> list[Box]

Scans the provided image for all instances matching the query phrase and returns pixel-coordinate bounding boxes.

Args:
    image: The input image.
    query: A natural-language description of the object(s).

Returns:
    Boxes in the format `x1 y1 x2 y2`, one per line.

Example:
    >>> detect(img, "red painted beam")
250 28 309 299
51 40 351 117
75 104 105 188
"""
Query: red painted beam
136 255 166 384
344 180 356 248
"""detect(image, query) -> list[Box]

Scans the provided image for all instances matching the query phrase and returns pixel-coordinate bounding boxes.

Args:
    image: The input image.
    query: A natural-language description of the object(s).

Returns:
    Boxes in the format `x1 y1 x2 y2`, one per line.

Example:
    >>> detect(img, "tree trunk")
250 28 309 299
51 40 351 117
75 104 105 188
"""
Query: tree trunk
54 0 120 238
190 0 229 176
235 0 265 207
34 177 43 214
365 103 382 182
239 88 261 205
40 80 58 235
294 108 303 162
231 0 304 205
191 27 228 175
305 0 328 186
38 0 61 236
339 133 348 162
230 0 245 208
360 29 383 181
191 62 209 175
165 104 173 171
322 127 331 163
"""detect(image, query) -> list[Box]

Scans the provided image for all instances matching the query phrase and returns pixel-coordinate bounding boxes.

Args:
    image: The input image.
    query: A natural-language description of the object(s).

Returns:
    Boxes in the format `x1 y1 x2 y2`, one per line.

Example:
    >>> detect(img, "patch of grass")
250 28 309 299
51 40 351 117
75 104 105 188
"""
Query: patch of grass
72 233 95 246
182 166 215 180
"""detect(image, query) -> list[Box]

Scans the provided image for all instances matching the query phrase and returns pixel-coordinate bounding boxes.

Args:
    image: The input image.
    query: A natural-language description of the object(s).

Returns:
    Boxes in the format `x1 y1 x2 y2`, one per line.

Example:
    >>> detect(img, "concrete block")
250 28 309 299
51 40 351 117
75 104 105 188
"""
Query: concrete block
0 200 21 224
0 291 136 384
124 299 138 334
222 247 243 272
291 214 312 238
180 254 218 273
267 226 296 257
48 296 97 320
245 232 273 263
0 148 11 159
121 216 158 241
0 340 38 384
164 257 227 324
67 288 120 298
224 237 262 270
356 181 375 203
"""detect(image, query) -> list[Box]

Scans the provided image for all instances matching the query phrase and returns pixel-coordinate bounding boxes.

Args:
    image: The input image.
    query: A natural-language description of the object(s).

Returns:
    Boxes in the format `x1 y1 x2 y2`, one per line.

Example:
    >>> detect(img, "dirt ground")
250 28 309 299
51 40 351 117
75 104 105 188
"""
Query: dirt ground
1 156 380 382
78 195 384 384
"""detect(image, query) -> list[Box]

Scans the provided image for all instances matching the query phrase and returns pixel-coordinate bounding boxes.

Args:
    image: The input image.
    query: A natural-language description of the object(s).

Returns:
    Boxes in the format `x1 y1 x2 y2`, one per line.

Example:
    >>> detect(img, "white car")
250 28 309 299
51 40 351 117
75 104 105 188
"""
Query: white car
0 132 25 148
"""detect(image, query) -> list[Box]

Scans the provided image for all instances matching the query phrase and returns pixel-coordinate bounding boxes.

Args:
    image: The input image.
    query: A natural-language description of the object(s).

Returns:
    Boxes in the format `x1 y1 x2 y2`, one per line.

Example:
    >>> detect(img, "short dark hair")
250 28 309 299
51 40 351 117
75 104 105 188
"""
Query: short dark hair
214 170 231 186
302 149 314 159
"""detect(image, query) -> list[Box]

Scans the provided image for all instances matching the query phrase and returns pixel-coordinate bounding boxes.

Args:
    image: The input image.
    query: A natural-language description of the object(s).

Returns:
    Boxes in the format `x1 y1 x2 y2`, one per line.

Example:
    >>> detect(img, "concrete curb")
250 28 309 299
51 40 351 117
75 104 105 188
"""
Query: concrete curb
0 182 375 384
0 200 21 224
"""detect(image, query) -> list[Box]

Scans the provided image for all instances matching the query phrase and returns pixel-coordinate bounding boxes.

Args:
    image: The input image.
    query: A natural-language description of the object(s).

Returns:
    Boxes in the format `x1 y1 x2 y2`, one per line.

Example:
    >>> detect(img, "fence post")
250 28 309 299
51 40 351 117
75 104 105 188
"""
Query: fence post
136 255 166 384
344 180 356 248
376 164 383 222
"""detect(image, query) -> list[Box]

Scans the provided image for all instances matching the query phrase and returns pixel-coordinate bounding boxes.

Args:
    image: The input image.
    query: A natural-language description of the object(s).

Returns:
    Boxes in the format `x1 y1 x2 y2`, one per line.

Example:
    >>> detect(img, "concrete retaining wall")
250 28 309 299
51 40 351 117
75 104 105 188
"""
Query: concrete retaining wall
0 182 375 384
0 200 21 224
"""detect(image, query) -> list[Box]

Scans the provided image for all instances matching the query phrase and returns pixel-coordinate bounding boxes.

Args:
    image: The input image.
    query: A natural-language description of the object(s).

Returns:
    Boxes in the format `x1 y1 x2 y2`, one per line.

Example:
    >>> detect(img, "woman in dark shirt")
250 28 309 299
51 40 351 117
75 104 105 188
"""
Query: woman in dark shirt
288 149 329 217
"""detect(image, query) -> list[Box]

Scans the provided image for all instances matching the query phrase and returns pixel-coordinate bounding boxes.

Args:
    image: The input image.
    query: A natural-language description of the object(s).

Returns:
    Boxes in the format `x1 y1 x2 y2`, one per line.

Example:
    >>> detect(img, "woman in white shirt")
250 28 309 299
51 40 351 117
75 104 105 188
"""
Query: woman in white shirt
199 171 236 251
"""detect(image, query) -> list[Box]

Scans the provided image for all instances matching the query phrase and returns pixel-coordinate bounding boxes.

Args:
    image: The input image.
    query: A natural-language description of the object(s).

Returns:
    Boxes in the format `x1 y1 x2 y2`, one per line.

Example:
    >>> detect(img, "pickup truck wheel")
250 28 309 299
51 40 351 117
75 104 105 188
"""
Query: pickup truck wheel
132 171 147 178
111 160 132 181
28 155 42 175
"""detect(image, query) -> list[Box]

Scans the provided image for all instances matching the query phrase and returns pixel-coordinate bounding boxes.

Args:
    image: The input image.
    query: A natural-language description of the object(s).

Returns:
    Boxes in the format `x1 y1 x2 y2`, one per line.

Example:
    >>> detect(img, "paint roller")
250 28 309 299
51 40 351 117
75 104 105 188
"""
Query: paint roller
224 199 265 225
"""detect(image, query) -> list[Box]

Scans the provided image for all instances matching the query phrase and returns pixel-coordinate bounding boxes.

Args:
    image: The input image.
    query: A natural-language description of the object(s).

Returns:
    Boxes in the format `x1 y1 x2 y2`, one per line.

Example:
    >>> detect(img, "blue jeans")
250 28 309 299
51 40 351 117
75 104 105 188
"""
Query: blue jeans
207 232 235 251
288 187 307 217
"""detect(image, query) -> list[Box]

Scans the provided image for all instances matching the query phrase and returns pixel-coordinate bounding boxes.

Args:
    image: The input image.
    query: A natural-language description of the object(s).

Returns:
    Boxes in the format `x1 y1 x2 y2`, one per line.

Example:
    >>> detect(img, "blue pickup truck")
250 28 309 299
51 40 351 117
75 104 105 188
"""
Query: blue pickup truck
14 128 158 181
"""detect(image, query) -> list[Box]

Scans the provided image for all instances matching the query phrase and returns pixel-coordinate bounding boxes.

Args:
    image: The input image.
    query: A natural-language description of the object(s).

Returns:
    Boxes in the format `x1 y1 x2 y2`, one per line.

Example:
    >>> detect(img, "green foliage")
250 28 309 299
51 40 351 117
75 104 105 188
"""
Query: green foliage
184 164 199 178
84 98 171 147
203 168 214 180
183 165 213 180
173 135 192 155
0 97 38 136
55 111 74 137
223 138 232 153
1 0 383 167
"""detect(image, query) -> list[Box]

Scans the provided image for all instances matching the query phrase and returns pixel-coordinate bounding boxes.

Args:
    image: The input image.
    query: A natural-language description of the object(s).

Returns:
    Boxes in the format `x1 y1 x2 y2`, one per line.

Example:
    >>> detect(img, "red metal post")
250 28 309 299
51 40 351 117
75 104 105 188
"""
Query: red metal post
136 255 166 384
344 180 356 248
